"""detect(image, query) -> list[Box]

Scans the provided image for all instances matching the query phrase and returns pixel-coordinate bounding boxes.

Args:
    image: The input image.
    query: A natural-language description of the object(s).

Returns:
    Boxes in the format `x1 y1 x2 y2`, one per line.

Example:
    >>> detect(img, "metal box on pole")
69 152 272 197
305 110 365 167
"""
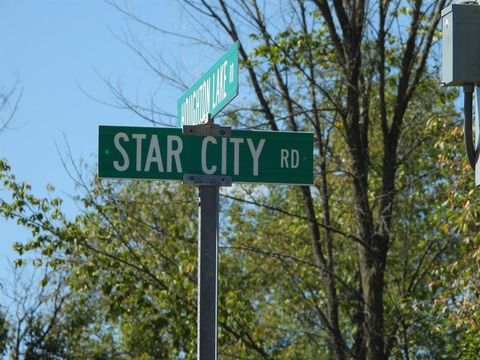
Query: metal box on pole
441 3 480 86
441 1 480 187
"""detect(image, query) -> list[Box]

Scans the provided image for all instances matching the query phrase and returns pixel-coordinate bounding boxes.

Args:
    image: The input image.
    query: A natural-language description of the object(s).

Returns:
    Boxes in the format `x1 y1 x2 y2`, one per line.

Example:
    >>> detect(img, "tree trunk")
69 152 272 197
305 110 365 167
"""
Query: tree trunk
359 248 387 360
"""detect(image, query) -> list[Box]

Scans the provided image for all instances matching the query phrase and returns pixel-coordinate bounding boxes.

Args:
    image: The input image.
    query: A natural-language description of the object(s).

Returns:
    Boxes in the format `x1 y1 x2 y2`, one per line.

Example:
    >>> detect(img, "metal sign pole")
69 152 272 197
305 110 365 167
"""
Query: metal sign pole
198 184 219 360
182 118 232 360
475 86 480 187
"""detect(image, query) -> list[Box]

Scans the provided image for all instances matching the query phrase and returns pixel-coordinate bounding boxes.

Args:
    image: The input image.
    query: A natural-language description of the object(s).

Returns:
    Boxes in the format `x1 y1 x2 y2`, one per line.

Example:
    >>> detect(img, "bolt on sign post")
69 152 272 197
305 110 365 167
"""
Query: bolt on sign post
98 43 313 360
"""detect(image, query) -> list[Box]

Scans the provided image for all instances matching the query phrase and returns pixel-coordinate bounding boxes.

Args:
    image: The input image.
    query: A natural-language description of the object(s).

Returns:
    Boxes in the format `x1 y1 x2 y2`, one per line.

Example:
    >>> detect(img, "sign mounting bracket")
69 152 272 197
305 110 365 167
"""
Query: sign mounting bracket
183 174 232 186
182 114 231 137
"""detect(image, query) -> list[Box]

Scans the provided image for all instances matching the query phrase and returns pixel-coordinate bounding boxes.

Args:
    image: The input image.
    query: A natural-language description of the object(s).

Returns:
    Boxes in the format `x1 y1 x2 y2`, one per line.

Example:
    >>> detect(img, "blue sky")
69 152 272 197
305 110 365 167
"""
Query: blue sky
0 0 219 280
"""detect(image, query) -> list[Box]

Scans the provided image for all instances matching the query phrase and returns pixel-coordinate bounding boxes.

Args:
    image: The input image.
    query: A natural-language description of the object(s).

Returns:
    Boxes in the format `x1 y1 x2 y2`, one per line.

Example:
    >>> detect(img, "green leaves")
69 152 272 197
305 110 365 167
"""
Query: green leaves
2 1 479 358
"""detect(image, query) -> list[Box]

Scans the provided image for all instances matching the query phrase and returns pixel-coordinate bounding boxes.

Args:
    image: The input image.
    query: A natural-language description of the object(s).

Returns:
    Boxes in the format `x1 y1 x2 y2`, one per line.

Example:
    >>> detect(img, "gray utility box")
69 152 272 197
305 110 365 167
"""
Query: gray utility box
442 3 480 86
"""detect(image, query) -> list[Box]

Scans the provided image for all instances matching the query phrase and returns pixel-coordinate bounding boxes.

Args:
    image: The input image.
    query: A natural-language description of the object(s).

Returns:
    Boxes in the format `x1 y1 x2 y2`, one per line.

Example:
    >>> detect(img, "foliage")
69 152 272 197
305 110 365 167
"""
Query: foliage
0 309 9 357
0 164 201 358
4 1 480 359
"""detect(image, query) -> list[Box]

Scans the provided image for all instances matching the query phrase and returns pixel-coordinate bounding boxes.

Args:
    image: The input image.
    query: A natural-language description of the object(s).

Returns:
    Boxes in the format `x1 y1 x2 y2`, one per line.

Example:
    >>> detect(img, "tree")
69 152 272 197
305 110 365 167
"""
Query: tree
127 1 449 358
1 266 68 360
0 78 22 134
0 74 22 357
0 308 9 358
3 1 477 359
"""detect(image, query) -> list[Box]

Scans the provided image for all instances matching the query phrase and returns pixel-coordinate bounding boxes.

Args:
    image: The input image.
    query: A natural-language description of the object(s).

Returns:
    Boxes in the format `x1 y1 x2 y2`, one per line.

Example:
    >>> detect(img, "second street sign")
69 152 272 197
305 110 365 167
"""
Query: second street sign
99 125 313 185
177 42 239 126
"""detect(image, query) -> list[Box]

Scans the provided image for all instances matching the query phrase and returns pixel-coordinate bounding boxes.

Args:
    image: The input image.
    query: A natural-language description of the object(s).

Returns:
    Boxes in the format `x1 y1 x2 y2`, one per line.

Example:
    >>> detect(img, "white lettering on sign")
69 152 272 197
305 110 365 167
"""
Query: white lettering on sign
221 137 227 175
200 136 217 175
246 139 265 176
291 150 299 168
132 134 146 171
230 138 244 175
180 60 230 126
229 62 234 83
144 135 164 172
112 133 185 174
281 149 288 168
110 132 268 177
199 136 265 176
113 132 129 171
167 135 183 173
280 149 299 169
201 136 217 174
181 78 211 125
212 60 227 109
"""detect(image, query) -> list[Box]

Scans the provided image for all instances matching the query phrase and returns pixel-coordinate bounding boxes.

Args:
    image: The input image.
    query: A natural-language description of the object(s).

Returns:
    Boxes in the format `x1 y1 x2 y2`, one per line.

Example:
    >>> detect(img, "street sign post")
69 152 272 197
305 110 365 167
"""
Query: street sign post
100 42 313 360
197 184 219 359
98 125 314 185
176 42 239 359
177 42 239 126
98 124 313 360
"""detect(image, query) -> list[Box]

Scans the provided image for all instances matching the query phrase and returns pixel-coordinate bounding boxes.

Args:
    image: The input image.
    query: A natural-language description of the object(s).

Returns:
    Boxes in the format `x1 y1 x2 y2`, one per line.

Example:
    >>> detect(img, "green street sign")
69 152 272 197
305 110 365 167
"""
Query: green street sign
177 42 239 126
98 125 313 185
